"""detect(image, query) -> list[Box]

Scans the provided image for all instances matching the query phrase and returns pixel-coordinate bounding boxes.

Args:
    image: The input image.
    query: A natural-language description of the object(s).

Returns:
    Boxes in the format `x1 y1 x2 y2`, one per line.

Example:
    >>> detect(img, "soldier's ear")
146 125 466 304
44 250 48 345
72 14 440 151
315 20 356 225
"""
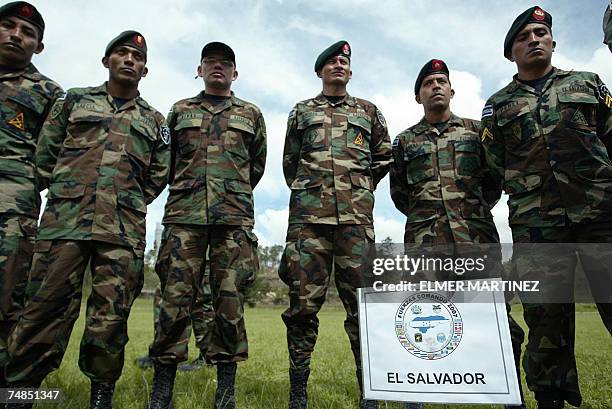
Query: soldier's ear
450 88 455 99
348 69 352 81
316 70 322 79
141 67 148 78
34 41 44 55
415 94 422 105
196 64 203 78
552 40 556 51
102 56 110 69
232 69 238 81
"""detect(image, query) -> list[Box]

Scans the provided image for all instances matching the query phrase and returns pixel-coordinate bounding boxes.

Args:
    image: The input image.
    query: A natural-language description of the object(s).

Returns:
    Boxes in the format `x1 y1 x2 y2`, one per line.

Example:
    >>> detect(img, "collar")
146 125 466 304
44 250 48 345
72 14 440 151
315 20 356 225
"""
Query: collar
313 92 356 107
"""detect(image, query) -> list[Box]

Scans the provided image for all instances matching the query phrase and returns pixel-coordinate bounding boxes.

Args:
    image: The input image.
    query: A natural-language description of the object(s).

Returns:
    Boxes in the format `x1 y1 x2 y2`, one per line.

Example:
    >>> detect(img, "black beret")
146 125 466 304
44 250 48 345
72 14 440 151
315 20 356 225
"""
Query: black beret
0 1 44 39
414 59 449 95
504 6 552 60
105 31 147 60
201 42 235 65
314 40 351 72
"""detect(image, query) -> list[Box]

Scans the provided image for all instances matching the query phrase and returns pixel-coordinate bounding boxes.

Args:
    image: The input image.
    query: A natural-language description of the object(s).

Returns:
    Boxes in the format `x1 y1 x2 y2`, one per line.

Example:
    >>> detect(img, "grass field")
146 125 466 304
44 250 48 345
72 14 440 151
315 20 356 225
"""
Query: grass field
31 301 611 409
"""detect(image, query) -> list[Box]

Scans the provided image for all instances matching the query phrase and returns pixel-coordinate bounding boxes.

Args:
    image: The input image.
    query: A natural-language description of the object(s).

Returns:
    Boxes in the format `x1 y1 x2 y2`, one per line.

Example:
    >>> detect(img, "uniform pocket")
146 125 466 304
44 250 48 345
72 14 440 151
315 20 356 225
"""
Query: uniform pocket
404 143 434 184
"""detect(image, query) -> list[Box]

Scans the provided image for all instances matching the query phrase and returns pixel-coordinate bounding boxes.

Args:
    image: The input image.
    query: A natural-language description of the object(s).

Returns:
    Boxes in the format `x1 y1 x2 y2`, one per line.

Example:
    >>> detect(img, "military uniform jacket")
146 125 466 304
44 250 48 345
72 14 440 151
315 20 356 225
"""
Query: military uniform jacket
481 68 612 227
35 83 169 252
0 64 63 218
162 92 266 226
390 114 497 243
283 93 392 225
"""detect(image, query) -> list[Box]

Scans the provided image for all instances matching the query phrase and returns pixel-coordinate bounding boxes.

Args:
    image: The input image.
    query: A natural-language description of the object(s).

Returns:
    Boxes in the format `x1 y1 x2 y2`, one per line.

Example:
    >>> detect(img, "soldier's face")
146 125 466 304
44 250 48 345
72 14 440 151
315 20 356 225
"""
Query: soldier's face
103 45 148 86
510 23 555 68
0 16 43 67
317 55 352 86
416 73 454 112
198 52 237 91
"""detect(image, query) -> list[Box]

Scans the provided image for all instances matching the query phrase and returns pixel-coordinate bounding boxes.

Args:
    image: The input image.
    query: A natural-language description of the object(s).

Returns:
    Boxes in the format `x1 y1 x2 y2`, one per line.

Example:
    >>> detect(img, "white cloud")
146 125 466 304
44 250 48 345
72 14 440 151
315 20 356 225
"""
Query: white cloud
254 208 289 247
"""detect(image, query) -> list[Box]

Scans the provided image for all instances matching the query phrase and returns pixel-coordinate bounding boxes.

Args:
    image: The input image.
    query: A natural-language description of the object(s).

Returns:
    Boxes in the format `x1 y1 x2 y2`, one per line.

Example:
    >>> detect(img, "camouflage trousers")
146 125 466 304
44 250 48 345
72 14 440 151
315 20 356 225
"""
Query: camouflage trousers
512 223 612 407
149 224 258 365
5 240 144 385
279 223 375 371
0 215 36 367
150 276 212 357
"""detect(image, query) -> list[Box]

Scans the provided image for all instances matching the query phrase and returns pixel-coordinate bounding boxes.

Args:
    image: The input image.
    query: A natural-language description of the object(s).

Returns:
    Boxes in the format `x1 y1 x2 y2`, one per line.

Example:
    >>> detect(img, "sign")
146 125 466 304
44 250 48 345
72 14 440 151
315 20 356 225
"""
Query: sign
359 280 521 405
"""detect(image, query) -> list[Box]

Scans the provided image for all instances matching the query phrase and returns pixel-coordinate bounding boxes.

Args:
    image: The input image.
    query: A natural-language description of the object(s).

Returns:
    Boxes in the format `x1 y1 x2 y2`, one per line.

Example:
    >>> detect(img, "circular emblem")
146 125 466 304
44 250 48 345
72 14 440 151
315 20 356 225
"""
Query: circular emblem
342 43 350 55
19 5 33 18
134 35 144 47
533 8 545 21
395 292 463 360
432 59 444 71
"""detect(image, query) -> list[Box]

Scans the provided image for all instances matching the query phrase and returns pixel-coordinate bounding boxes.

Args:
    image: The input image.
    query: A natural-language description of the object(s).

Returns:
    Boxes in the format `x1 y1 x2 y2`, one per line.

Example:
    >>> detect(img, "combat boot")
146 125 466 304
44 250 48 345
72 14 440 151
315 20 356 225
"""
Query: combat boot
215 362 237 409
404 403 424 409
149 363 176 409
135 355 154 369
288 368 309 409
358 398 378 409
90 381 115 409
536 399 564 409
178 353 206 372
6 403 33 409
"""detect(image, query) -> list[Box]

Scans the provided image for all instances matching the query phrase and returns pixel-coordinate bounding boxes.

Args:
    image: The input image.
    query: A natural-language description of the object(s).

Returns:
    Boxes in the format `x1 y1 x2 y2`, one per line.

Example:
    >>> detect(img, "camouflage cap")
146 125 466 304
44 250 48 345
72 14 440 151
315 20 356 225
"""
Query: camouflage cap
414 59 450 95
504 6 552 60
604 3 612 51
105 30 147 60
314 40 351 72
0 1 44 39
201 41 235 65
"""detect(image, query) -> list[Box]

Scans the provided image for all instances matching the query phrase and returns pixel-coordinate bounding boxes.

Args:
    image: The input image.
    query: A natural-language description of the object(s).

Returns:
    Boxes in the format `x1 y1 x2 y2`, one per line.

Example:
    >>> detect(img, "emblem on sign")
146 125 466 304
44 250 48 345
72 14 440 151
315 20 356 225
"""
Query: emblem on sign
395 292 463 360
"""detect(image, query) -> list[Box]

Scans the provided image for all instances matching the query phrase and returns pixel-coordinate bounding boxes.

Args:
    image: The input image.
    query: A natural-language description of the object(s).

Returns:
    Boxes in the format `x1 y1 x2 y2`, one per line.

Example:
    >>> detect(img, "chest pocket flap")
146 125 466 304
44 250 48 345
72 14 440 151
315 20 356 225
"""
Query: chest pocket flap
557 92 598 105
297 112 325 129
229 116 255 134
347 115 372 133
496 102 531 127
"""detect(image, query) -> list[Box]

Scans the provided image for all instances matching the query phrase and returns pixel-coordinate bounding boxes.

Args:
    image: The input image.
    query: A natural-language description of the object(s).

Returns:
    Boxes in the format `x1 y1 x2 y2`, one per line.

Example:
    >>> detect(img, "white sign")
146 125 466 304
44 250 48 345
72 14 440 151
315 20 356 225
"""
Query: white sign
358 281 521 405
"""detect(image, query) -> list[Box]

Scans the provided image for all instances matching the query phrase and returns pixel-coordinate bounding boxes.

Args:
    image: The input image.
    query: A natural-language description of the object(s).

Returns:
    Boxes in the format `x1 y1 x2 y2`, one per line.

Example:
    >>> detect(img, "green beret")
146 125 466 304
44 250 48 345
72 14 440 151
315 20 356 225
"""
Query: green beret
0 1 44 39
314 40 351 72
504 6 552 60
604 4 612 51
105 30 147 60
414 59 449 95
201 42 235 66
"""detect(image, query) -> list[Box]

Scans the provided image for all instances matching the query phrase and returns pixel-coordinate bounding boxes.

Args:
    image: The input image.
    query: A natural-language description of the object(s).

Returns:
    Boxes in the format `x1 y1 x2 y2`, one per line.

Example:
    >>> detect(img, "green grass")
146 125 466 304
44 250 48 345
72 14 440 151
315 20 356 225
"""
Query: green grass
32 300 611 408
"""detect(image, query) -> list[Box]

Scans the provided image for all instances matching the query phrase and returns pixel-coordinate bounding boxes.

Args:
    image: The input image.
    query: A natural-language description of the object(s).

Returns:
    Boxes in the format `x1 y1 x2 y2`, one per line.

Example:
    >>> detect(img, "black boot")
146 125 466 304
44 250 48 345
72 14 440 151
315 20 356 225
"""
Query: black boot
404 403 424 409
149 363 176 409
536 391 565 409
288 368 309 409
135 355 154 369
90 381 115 409
215 363 237 409
178 354 206 373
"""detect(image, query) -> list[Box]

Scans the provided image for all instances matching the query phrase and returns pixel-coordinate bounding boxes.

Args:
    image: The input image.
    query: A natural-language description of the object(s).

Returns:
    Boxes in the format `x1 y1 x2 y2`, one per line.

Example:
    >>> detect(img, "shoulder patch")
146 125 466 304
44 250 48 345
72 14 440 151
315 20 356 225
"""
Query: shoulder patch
50 99 65 119
392 136 399 147
481 104 493 119
598 83 612 109
376 108 387 128
481 127 493 143
160 126 171 145
288 107 297 120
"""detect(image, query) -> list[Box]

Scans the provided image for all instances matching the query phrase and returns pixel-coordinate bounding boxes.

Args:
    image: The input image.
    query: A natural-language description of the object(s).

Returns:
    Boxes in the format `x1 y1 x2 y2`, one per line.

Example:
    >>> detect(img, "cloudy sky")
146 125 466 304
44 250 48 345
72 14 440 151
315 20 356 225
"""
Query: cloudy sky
30 0 612 249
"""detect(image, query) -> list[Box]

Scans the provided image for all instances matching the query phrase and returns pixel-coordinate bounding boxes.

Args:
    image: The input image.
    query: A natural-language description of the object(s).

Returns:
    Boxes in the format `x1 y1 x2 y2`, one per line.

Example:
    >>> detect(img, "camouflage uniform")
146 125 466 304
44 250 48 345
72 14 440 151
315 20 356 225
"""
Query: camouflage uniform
389 113 525 399
0 64 63 366
279 93 392 371
5 83 168 385
149 92 265 365
481 68 612 406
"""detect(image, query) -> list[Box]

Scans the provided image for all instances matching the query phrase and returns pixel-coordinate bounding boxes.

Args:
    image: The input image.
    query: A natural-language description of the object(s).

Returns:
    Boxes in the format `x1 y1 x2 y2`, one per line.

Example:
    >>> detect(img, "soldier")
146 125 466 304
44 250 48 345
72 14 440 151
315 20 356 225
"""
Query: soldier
604 2 612 52
481 6 612 409
146 42 265 409
390 59 526 409
0 1 63 387
4 31 168 409
279 40 392 409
